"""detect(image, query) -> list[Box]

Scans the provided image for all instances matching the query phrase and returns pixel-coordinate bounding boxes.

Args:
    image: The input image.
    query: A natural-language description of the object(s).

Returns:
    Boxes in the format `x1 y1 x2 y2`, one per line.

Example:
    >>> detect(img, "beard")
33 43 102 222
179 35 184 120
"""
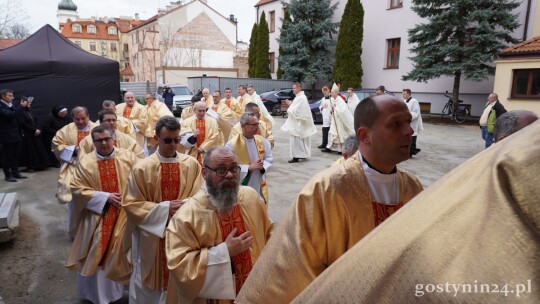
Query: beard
206 175 240 211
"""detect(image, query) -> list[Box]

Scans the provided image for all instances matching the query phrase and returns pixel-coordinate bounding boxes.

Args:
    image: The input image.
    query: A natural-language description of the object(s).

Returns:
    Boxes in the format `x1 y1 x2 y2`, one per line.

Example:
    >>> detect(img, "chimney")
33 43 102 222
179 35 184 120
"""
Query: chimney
103 16 109 23
90 16 95 22
135 13 140 21
166 5 171 11
158 8 166 15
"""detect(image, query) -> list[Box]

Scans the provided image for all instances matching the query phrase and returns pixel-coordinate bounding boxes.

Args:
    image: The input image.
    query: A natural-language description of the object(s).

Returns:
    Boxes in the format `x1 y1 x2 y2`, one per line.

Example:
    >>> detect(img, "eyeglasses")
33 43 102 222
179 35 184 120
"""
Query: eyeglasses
93 137 113 143
244 123 259 127
102 119 117 123
204 165 241 177
160 137 181 144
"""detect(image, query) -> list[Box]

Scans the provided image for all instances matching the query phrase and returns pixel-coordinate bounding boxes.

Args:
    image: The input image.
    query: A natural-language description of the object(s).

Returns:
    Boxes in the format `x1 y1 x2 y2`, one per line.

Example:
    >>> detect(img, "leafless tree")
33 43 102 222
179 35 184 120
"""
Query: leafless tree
159 20 202 68
0 0 30 38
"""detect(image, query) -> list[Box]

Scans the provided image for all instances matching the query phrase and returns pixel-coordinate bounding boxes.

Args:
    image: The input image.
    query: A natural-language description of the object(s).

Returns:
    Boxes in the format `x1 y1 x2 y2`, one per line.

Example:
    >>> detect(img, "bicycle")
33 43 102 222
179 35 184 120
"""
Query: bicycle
440 93 469 123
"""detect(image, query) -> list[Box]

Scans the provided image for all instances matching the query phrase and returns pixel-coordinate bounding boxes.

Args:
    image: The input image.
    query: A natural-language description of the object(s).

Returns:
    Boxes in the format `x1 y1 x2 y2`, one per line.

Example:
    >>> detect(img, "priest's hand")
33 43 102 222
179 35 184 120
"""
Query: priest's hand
193 129 200 136
107 192 122 208
248 159 264 171
168 199 185 219
225 227 253 257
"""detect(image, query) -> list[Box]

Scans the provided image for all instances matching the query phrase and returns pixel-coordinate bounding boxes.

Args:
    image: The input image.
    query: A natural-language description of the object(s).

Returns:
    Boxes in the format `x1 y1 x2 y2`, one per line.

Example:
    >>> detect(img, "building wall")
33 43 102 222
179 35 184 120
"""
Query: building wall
532 0 540 37
493 59 540 115
127 21 160 82
159 68 238 86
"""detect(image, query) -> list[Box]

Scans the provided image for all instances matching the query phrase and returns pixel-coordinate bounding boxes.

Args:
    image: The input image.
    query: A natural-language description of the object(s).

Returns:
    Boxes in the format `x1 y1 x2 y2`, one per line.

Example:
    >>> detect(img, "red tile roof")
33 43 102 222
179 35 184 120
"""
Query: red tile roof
120 65 134 76
254 0 279 7
128 14 158 32
115 18 146 33
501 36 540 57
0 39 23 50
60 20 120 41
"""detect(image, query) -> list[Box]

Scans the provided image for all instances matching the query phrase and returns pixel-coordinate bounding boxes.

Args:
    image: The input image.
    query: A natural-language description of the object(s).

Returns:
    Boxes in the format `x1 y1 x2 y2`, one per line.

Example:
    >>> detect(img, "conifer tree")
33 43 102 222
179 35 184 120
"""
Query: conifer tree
256 11 271 78
276 10 291 79
332 0 364 88
248 23 258 78
278 0 338 85
403 0 520 103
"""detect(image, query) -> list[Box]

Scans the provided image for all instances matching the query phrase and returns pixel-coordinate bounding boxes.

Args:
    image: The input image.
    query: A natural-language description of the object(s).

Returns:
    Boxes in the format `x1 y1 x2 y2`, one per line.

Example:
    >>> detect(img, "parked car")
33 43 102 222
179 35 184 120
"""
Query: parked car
157 84 194 116
260 89 312 116
309 88 389 123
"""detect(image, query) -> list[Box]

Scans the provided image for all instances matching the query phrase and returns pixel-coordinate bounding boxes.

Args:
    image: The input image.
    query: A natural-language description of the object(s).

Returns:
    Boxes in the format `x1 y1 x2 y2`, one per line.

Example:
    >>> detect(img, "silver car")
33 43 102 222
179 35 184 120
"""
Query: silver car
157 84 193 116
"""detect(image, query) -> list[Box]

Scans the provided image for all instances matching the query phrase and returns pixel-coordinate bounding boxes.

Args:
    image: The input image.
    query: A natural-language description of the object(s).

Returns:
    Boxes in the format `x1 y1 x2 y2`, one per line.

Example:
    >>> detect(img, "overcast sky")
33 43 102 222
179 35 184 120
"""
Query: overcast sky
18 0 257 42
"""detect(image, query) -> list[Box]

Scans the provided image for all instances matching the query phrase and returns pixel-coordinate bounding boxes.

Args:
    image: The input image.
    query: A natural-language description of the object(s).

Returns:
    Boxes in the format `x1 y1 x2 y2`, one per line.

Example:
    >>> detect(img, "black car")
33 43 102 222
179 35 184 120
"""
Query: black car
260 89 312 116
309 89 385 123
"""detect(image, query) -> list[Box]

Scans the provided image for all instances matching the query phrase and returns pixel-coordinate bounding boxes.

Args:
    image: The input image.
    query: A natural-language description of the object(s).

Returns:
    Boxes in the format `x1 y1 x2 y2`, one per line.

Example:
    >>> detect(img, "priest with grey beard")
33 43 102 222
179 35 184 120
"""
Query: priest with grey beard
165 146 274 303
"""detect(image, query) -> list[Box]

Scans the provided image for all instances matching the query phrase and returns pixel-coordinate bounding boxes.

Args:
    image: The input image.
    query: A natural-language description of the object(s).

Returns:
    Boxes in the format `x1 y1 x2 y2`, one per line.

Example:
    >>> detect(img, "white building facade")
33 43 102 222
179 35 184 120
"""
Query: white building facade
256 0 538 116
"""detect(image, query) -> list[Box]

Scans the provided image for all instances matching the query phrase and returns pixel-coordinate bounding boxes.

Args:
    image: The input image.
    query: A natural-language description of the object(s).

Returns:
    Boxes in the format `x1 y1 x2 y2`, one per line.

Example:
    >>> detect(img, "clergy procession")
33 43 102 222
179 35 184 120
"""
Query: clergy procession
2 80 539 303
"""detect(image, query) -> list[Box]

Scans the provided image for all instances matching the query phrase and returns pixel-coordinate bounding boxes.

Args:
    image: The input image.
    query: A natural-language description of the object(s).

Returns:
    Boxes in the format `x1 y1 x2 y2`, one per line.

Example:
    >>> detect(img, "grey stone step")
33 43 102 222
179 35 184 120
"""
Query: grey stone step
0 192 17 228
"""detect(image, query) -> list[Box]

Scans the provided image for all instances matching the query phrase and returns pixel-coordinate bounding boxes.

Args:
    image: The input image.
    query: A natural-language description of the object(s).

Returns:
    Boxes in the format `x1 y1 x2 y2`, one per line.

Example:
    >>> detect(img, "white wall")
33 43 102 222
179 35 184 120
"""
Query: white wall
163 69 238 86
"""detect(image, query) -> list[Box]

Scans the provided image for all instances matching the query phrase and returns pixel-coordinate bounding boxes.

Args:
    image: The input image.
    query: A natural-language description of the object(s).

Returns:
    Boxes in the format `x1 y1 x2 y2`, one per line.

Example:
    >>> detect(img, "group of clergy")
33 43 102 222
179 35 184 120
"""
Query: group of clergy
50 85 278 303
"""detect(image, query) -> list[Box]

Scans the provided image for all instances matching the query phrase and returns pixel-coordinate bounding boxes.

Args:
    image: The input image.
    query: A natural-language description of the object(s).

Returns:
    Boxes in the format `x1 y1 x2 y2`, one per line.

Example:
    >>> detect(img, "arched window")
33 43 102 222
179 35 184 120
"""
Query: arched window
72 24 82 33
88 25 96 34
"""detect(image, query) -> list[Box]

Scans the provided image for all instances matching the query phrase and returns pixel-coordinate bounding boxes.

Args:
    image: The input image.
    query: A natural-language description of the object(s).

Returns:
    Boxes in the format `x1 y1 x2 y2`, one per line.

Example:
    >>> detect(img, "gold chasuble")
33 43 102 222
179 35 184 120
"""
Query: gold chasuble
217 205 253 294
236 153 423 303
229 121 275 148
221 97 244 118
293 120 540 304
165 187 274 304
66 148 137 276
115 102 148 148
79 132 144 159
52 122 99 205
180 116 219 165
229 134 269 203
159 162 181 291
105 153 203 290
210 102 238 145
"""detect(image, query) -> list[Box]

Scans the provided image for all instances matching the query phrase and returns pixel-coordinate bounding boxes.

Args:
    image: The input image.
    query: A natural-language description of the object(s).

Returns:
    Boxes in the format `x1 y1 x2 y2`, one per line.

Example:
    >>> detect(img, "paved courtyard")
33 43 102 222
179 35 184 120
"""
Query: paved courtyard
0 116 485 302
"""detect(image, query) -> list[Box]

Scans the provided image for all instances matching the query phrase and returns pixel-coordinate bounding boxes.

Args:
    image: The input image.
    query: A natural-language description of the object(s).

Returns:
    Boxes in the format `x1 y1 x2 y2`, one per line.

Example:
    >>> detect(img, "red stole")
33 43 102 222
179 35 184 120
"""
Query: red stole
123 106 132 119
371 201 404 226
77 131 89 146
195 119 206 165
97 158 120 264
212 104 219 112
159 162 181 291
217 204 253 294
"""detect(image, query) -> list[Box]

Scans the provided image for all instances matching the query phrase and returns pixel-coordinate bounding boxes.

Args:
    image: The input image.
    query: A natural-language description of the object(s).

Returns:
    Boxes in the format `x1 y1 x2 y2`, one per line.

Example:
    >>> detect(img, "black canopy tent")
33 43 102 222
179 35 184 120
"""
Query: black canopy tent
0 24 120 121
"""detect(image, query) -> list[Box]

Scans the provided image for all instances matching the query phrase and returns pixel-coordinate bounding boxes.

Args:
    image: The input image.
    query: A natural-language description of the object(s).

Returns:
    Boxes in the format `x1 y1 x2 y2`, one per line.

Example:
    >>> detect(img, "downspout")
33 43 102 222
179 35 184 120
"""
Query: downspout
523 0 532 41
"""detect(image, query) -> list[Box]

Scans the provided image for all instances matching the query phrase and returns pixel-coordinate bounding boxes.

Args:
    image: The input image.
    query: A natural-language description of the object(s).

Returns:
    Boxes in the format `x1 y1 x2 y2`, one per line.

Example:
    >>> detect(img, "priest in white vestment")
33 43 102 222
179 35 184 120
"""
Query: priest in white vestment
226 113 273 204
281 82 317 163
325 86 355 153
347 87 361 115
248 85 275 130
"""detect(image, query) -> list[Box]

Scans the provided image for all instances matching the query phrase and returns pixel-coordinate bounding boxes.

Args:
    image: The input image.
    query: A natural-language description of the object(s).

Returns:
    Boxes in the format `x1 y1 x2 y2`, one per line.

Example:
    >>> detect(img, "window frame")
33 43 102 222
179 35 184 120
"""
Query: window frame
385 38 401 69
511 69 540 99
110 42 117 52
108 27 117 35
74 41 82 48
89 41 97 52
72 24 82 33
389 0 403 9
269 52 275 73
269 11 276 33
87 25 96 34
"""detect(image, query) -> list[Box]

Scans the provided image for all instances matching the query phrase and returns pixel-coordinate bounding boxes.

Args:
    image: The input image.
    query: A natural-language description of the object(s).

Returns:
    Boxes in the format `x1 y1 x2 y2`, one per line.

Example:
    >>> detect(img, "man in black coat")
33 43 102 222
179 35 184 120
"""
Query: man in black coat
0 89 27 182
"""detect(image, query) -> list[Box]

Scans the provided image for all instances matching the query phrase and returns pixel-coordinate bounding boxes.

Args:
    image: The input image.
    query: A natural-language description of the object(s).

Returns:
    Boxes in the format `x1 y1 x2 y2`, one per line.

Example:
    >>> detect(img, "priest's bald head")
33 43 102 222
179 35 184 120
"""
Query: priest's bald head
194 101 207 120
354 96 413 173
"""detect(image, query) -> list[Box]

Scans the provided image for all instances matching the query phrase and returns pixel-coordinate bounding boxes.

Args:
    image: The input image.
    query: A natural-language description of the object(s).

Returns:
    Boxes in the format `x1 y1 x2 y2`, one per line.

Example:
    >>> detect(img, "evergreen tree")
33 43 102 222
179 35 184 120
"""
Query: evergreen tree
248 23 258 78
403 0 520 104
278 0 338 85
276 10 292 79
332 0 364 89
256 11 271 78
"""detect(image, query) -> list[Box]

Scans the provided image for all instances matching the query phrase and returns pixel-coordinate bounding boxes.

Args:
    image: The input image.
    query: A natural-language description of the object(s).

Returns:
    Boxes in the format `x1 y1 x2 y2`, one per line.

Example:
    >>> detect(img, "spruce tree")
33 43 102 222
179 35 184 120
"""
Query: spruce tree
276 10 292 79
256 11 271 78
278 0 338 85
332 0 364 89
248 23 258 78
403 0 520 103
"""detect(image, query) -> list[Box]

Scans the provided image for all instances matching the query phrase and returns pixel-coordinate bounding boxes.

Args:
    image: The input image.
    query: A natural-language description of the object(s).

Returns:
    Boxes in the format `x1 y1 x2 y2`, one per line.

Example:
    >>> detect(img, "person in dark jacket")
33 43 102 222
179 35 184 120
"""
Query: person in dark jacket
16 96 51 172
161 86 175 111
0 89 26 182
42 105 72 168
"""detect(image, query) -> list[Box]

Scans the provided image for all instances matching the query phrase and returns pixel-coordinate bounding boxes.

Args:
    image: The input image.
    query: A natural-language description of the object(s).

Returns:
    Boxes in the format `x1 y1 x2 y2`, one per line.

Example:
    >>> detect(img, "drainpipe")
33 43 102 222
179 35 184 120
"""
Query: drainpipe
523 0 532 41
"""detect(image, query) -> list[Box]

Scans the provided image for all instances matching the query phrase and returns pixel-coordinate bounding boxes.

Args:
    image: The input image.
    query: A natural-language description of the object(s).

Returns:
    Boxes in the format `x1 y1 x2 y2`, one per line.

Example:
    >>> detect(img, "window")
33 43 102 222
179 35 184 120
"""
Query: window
124 43 129 51
111 42 117 52
108 27 117 35
72 24 81 33
269 11 275 32
87 25 96 34
386 38 400 69
74 41 82 48
512 69 540 98
389 0 403 9
89 42 97 51
269 52 275 73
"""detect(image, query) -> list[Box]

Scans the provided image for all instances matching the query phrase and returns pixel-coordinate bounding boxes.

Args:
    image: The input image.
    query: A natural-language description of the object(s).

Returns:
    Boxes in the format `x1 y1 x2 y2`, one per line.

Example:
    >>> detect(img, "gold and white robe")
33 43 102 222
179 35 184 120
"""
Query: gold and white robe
250 91 275 130
165 186 274 303
115 102 148 148
327 96 355 152
221 97 243 118
228 120 275 148
236 153 423 303
145 100 174 154
180 106 194 122
209 101 239 145
105 152 203 302
79 131 144 160
280 91 317 158
66 148 138 304
179 116 219 164
293 120 540 304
